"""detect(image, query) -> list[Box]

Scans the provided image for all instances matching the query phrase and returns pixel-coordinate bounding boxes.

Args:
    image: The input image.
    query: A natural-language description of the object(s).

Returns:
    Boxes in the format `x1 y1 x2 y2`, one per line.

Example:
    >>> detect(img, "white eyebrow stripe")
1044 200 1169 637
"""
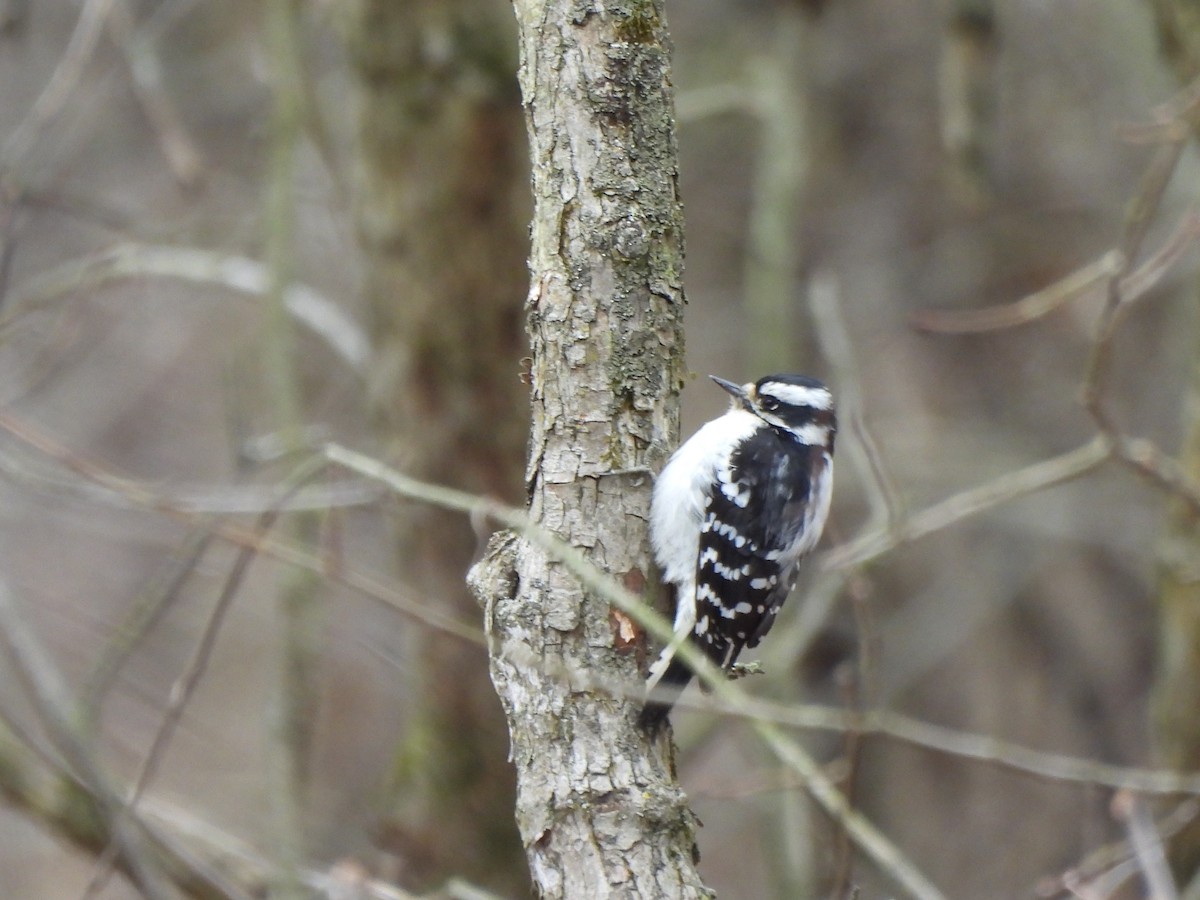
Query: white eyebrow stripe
761 383 832 409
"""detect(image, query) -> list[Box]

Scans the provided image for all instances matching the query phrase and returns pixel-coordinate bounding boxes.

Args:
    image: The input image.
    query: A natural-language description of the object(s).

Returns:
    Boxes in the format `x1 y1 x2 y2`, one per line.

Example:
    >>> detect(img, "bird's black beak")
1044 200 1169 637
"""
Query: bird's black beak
710 375 751 408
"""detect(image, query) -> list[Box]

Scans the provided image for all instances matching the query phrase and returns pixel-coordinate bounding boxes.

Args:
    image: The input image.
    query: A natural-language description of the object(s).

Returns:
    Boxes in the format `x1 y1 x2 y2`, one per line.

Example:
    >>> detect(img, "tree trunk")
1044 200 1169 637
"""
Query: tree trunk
468 2 710 896
340 1 531 892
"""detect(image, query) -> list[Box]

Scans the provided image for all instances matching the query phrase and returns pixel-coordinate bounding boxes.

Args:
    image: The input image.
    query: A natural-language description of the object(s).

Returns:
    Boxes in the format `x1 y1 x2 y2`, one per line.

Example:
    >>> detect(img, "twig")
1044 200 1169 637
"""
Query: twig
1117 209 1200 303
1079 135 1200 517
830 659 865 899
753 723 946 900
139 795 436 899
0 442 382 513
83 458 325 897
822 436 1111 571
0 243 371 372
713 697 1200 796
0 0 116 170
1117 72 1200 143
911 205 1200 335
910 251 1122 334
0 580 173 899
809 271 902 532
80 528 216 722
1062 859 1140 900
1037 801 1199 899
1113 137 1188 286
108 0 205 188
1111 790 1179 900
0 410 484 646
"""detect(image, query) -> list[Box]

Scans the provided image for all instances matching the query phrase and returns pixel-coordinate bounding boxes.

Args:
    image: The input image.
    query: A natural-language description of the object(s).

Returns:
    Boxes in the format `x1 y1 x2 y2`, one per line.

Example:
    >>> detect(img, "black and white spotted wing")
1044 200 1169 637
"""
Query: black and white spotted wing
692 427 828 669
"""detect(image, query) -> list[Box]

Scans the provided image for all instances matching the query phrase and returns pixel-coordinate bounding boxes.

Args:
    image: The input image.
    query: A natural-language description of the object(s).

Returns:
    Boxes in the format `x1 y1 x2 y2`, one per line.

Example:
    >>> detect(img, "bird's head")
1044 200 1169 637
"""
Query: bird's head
711 373 836 451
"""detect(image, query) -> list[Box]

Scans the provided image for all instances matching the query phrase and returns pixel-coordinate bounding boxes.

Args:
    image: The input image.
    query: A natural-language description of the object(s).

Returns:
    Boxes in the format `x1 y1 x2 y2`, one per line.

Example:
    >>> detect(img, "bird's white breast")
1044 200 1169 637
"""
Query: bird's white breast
650 409 762 590
794 454 833 558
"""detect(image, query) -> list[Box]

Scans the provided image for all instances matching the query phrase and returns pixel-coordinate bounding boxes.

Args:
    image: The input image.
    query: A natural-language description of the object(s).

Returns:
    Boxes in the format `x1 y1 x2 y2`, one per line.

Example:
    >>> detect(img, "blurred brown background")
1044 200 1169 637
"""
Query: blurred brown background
0 1 1198 898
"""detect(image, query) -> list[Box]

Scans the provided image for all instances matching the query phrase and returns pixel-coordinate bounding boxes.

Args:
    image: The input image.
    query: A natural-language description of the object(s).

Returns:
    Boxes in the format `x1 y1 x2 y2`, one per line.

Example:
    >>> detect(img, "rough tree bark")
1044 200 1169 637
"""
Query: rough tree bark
468 1 711 896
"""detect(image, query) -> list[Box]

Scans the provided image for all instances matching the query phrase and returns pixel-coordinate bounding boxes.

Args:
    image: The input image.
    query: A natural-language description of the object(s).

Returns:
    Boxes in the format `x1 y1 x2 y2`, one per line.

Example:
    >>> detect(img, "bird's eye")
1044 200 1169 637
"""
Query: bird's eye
761 396 780 412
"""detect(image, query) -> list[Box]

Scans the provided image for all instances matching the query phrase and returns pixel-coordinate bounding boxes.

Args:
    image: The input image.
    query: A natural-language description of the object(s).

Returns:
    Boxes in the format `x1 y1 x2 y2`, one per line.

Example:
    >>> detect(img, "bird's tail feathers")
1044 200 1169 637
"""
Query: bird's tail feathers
638 645 695 733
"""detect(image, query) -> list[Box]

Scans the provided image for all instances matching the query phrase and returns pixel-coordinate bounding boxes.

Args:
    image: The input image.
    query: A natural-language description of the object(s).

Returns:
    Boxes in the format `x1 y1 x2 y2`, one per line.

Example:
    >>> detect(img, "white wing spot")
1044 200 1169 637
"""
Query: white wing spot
718 469 752 508
712 560 743 581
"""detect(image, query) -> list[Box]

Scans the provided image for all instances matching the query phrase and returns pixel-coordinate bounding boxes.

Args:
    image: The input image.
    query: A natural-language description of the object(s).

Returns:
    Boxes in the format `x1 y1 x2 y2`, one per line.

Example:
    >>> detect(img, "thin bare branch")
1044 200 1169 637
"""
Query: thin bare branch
0 243 370 372
1037 802 1199 899
809 270 902 532
0 580 174 899
682 695 1200 796
0 411 483 646
752 724 946 900
1112 790 1180 900
0 0 116 170
911 208 1200 336
1114 138 1188 287
863 709 1200 796
80 528 216 721
108 0 205 188
0 447 383 513
1119 209 1200 303
1077 132 1200 519
823 437 1111 571
911 251 1123 334
1117 73 1200 143
84 460 324 898
139 796 429 899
